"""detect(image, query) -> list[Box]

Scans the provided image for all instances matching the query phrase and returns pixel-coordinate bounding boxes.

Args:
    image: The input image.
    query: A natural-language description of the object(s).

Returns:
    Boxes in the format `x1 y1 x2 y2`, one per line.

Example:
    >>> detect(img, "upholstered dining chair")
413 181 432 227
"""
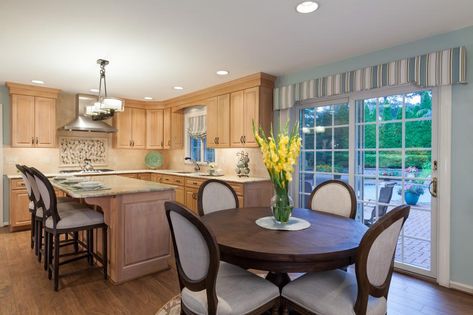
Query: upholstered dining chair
307 180 357 219
165 201 280 315
281 204 410 315
32 168 108 291
197 179 239 216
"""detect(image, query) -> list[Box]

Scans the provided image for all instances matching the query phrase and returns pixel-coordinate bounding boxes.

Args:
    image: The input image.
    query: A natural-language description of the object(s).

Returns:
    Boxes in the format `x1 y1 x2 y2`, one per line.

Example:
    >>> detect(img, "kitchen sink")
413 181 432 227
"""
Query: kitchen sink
171 171 194 174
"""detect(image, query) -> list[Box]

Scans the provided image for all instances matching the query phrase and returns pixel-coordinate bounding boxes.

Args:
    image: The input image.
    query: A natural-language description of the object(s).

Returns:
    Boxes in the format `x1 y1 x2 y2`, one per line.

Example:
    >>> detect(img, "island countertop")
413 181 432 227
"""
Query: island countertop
51 175 176 199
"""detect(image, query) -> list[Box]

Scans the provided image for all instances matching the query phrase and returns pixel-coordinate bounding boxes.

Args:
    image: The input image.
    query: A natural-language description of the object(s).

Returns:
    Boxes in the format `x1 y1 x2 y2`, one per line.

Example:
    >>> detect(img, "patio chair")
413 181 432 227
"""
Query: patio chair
364 183 395 226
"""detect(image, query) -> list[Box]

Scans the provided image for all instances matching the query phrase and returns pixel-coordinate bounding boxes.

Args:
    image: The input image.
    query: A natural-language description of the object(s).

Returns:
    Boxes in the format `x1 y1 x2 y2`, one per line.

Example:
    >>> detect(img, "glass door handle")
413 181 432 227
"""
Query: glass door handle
429 177 438 197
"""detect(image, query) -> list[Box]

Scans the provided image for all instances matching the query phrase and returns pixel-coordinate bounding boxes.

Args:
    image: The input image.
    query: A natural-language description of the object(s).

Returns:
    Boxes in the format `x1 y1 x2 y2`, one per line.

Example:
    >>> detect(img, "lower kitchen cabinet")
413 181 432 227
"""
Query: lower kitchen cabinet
184 187 199 214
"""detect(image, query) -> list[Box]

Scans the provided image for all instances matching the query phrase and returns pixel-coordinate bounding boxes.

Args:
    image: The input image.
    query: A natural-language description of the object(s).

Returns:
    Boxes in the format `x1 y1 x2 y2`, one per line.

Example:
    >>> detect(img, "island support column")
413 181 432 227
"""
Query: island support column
85 190 175 284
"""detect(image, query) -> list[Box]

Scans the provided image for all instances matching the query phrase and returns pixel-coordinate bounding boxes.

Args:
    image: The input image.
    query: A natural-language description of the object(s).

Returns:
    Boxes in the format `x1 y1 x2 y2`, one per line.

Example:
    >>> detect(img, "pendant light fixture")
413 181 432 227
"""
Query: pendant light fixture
86 59 124 120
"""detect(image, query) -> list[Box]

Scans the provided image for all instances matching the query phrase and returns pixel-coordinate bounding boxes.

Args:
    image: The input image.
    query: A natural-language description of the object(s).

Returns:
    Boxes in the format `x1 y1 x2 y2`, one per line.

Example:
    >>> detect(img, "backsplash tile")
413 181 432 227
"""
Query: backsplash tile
59 137 107 166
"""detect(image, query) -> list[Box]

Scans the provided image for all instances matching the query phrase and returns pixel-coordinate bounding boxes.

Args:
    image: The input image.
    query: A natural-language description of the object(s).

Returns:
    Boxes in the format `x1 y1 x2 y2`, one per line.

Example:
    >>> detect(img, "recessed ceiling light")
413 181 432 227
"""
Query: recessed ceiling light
144 96 153 100
216 70 229 76
31 80 44 84
90 88 99 93
173 86 184 90
296 1 319 13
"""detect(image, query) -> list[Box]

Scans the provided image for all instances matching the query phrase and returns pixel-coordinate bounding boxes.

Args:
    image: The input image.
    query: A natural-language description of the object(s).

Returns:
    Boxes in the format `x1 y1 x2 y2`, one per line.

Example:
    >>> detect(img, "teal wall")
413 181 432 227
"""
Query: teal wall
277 25 473 287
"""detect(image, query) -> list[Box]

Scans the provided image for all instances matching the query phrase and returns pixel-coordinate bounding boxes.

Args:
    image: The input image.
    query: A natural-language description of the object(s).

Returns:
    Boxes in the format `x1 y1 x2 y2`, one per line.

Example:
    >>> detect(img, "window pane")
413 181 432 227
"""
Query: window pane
302 128 315 150
405 120 431 148
316 152 332 172
315 127 332 150
316 106 332 126
302 108 315 127
379 122 402 149
406 91 432 119
302 152 314 172
378 95 402 121
334 151 349 173
361 98 377 123
358 124 376 149
333 104 349 125
334 127 348 149
190 137 201 161
379 150 402 177
405 150 431 178
355 150 376 175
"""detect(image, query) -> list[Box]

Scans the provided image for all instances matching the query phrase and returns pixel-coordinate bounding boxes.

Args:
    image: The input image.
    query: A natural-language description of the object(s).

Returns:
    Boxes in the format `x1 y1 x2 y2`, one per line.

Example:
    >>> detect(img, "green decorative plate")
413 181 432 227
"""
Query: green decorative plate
145 151 163 169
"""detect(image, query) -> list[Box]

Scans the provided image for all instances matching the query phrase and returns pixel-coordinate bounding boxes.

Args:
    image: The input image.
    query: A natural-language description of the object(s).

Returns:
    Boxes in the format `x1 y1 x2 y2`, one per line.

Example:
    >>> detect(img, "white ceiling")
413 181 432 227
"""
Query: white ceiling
1 0 472 100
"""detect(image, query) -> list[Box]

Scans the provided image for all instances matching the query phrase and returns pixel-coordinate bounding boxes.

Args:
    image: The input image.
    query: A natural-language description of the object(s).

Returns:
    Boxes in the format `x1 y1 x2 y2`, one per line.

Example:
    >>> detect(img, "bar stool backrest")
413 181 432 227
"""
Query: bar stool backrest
30 167 60 228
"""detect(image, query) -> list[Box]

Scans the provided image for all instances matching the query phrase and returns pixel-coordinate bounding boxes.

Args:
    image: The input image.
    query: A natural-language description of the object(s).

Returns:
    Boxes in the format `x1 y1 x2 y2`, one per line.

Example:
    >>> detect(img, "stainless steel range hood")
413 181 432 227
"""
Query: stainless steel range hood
63 94 117 133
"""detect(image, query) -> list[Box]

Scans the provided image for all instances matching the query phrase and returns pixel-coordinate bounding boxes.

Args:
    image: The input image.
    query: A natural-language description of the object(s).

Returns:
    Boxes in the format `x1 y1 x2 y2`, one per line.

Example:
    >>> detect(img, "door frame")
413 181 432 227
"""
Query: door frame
291 84 451 286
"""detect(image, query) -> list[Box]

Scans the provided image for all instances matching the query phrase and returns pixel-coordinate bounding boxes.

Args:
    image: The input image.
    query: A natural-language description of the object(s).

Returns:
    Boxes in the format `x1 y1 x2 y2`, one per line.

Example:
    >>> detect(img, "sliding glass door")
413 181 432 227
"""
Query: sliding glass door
297 88 437 277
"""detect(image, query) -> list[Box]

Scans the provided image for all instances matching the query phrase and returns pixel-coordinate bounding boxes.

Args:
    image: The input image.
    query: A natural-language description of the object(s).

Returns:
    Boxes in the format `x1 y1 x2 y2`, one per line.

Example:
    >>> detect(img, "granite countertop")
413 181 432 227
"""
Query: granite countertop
7 169 270 183
51 175 176 198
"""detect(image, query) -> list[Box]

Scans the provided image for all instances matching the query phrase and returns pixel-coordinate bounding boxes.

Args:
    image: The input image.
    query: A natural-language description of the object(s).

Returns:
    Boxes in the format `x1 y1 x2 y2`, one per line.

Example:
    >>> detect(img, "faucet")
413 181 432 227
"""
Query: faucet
81 158 95 172
184 157 200 171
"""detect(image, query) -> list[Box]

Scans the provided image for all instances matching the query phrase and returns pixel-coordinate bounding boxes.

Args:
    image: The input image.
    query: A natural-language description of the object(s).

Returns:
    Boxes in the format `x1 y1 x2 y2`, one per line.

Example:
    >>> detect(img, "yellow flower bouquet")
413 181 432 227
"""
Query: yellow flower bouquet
253 121 302 223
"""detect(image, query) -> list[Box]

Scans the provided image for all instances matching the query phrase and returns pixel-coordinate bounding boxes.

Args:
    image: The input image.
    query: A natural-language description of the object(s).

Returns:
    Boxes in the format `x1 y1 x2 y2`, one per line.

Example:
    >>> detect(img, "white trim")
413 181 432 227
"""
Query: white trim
437 85 452 287
450 281 473 294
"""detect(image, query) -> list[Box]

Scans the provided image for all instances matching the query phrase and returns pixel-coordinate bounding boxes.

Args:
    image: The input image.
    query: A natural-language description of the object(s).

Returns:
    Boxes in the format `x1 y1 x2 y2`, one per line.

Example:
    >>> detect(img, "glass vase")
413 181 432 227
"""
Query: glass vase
271 188 294 224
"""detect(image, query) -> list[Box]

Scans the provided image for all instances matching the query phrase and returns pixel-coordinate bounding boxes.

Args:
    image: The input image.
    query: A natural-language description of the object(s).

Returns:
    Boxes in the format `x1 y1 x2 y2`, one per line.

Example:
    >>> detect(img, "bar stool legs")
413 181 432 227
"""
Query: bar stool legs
102 226 108 280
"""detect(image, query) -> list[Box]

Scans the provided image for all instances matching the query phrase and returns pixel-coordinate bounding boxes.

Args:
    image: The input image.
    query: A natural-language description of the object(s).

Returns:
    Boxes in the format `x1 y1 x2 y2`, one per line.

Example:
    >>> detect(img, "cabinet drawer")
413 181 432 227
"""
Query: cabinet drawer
185 178 205 189
11 179 26 190
229 183 244 196
161 175 184 186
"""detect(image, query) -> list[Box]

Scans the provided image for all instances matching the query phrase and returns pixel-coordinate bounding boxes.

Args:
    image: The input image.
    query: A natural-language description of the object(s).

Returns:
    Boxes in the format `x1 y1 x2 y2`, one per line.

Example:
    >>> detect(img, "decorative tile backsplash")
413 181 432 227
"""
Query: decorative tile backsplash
59 137 108 166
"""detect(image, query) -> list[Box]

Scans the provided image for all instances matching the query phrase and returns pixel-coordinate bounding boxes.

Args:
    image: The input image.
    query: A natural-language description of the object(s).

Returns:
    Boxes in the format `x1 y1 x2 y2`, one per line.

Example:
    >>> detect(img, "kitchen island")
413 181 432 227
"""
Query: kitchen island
52 175 176 284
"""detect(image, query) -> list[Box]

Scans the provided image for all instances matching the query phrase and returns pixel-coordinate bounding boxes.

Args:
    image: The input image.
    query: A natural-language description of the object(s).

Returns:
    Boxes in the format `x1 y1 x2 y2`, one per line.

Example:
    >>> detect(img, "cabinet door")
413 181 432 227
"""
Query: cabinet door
206 97 219 148
138 173 151 181
175 186 185 204
184 187 199 214
243 87 259 147
114 109 132 148
10 190 31 230
34 97 57 147
163 108 172 149
11 94 35 147
230 91 244 147
171 111 184 149
217 94 230 147
146 109 164 149
131 108 146 149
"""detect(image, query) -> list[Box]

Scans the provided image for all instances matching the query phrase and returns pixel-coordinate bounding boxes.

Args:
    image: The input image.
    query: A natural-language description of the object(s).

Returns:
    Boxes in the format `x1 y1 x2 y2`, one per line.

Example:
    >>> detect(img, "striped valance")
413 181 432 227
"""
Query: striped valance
274 46 467 110
187 114 206 139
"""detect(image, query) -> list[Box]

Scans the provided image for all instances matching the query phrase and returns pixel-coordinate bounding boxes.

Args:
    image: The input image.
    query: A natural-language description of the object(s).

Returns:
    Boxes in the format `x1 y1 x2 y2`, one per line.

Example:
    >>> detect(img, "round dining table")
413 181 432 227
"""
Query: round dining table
201 207 368 289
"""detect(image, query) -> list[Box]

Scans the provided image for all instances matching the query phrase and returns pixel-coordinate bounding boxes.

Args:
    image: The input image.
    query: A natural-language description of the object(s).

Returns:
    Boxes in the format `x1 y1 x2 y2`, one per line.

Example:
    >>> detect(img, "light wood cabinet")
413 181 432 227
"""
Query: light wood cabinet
163 108 172 149
11 94 57 148
162 108 183 149
146 109 164 149
184 187 199 214
7 82 60 148
175 186 185 204
113 107 146 149
230 86 273 148
207 94 230 148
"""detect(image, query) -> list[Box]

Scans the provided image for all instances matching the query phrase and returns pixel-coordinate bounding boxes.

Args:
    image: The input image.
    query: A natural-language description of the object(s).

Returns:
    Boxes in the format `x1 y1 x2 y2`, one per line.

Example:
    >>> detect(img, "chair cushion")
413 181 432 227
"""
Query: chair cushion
45 209 104 230
35 202 88 218
181 262 279 315
282 270 387 315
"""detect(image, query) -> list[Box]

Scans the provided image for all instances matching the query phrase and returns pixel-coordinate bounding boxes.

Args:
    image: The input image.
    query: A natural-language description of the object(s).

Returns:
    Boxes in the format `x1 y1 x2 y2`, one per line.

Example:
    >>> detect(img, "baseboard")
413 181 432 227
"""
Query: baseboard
450 281 473 295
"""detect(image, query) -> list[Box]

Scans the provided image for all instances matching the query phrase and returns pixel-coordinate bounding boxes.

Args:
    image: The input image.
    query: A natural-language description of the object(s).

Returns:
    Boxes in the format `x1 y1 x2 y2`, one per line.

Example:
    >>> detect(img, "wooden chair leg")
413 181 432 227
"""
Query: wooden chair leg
48 233 53 280
73 231 79 253
30 213 35 249
37 221 43 262
34 220 40 256
102 226 108 280
53 233 60 291
87 229 94 266
44 232 49 271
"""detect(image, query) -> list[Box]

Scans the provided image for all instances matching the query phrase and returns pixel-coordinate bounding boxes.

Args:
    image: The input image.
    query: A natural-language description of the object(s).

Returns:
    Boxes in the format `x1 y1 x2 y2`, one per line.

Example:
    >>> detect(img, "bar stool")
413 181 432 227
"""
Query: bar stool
32 168 108 291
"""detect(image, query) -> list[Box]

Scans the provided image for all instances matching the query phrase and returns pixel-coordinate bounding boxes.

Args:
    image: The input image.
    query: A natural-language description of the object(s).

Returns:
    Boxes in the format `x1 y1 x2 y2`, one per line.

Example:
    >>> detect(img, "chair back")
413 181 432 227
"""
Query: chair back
307 180 356 218
368 184 395 223
165 201 220 314
30 167 60 227
354 204 410 314
197 179 239 216
16 165 34 202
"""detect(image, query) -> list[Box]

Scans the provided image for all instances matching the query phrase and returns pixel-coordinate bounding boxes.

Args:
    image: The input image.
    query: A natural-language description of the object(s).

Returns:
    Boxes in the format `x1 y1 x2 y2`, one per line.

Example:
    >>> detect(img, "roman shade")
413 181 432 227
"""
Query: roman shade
274 46 467 110
187 114 206 138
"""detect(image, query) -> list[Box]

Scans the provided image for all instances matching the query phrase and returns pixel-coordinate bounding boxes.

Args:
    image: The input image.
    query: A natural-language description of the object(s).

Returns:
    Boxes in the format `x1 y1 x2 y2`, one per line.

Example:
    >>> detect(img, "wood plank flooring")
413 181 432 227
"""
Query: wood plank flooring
1 228 472 315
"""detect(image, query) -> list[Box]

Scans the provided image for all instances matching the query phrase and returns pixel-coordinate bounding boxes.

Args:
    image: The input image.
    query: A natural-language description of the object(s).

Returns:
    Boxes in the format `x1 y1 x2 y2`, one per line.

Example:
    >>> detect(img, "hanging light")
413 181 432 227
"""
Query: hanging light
86 59 124 120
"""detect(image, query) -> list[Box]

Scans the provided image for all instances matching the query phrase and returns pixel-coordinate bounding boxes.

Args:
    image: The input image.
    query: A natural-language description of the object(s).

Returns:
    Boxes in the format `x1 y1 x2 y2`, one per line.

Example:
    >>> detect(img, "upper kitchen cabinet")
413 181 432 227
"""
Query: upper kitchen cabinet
146 109 164 149
113 105 146 149
7 82 61 148
206 94 230 148
230 86 273 148
163 108 183 149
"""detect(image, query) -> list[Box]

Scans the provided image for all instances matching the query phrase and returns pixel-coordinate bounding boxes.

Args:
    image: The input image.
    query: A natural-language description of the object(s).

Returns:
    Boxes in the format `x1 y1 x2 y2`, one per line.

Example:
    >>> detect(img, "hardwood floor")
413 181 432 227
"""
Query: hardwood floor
1 228 472 315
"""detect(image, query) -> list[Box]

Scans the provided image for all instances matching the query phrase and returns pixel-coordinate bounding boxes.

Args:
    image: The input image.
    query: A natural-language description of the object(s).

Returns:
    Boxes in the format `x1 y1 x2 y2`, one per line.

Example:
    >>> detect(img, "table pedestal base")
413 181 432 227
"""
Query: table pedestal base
266 272 291 291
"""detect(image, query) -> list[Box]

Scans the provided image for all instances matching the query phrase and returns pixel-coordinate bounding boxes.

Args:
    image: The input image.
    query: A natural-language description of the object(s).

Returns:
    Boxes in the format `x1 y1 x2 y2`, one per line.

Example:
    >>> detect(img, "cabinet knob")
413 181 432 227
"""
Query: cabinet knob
192 193 197 200
240 136 243 143
161 141 164 147
216 137 219 144
214 137 217 144
36 137 39 144
31 137 34 145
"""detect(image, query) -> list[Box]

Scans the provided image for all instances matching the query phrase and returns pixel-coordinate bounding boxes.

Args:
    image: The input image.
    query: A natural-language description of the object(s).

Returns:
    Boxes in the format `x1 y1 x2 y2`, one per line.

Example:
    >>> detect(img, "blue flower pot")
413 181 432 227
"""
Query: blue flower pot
405 192 420 206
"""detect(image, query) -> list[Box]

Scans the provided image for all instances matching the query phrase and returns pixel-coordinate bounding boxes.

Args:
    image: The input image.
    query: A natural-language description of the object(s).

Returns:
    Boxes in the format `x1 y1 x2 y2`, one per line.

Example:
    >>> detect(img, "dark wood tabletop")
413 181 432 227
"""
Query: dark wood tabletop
201 207 368 273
